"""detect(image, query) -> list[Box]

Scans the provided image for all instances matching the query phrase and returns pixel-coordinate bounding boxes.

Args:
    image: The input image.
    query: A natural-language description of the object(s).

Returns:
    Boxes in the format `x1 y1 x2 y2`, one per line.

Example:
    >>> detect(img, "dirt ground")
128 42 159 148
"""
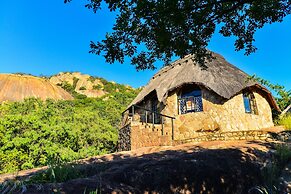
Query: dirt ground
2 139 289 194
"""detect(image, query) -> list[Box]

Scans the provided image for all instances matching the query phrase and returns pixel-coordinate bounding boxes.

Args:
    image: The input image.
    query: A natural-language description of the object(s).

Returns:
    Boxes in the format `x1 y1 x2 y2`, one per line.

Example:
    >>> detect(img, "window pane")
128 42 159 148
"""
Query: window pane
243 95 251 113
179 89 203 114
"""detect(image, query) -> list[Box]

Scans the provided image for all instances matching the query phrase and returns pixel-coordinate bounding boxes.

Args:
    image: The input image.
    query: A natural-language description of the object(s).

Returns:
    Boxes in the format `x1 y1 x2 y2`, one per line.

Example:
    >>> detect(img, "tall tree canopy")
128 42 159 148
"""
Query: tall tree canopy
65 0 291 70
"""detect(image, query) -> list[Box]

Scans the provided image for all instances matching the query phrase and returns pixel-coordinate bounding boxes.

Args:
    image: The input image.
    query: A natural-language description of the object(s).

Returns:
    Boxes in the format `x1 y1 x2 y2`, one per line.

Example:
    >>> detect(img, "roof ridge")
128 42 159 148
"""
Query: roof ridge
152 54 193 79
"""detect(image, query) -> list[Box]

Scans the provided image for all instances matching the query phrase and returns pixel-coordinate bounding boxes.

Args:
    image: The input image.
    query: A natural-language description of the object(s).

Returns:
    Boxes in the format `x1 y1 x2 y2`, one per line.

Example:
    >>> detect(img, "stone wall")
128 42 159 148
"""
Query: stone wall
118 122 275 150
119 86 275 150
162 87 274 140
119 122 173 150
174 130 272 145
118 124 131 151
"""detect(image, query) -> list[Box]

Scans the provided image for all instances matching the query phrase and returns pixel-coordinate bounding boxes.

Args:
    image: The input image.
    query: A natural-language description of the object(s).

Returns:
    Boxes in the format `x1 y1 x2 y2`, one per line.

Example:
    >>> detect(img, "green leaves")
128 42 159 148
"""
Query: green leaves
69 0 291 69
0 84 138 174
250 75 291 110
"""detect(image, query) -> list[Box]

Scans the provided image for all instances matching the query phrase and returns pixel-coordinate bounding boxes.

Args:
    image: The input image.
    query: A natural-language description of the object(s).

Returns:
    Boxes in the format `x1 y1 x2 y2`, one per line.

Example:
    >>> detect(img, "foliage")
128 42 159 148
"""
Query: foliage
0 180 27 194
79 86 87 90
0 82 139 174
249 75 291 110
57 81 87 99
88 76 98 83
260 143 291 194
29 163 85 184
65 0 291 70
28 160 110 185
73 77 79 89
276 114 291 130
13 72 34 76
93 85 103 90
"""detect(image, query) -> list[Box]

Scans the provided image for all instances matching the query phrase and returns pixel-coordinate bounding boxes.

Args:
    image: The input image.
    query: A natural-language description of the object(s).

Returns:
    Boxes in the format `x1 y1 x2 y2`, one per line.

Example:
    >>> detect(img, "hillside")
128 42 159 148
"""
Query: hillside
0 72 289 194
49 72 135 98
0 74 73 102
0 73 140 174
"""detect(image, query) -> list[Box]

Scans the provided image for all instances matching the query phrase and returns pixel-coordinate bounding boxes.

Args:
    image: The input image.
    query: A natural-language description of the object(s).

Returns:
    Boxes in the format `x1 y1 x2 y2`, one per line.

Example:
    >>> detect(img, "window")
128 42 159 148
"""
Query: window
151 98 160 124
243 91 258 114
178 88 203 114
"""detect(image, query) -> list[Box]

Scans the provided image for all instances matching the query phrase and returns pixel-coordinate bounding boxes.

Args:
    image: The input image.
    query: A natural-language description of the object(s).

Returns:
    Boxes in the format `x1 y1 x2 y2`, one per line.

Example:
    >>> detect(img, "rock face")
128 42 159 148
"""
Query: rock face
49 72 107 98
0 74 73 103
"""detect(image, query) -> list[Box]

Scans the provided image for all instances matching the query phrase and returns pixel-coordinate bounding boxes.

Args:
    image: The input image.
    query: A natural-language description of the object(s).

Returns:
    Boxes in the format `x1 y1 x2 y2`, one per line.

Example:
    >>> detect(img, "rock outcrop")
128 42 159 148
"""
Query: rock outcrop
0 74 73 103
49 72 107 98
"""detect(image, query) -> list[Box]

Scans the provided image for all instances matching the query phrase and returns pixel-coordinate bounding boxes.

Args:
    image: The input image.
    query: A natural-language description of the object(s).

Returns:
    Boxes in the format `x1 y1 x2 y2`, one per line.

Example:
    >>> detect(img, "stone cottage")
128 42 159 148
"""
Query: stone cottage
119 52 280 151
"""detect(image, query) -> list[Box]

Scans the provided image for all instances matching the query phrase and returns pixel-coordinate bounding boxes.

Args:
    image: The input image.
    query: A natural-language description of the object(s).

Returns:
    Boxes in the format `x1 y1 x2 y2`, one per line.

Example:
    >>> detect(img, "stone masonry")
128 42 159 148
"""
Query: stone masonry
119 86 275 150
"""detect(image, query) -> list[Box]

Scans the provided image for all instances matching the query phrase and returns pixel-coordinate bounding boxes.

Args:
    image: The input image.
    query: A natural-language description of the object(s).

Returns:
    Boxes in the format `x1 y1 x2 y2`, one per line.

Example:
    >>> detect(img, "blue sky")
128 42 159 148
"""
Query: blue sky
0 1 290 90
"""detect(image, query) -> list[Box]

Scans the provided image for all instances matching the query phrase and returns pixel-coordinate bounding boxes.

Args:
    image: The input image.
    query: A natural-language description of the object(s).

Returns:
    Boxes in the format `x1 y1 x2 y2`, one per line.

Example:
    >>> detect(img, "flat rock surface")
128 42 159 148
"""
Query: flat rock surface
2 140 288 194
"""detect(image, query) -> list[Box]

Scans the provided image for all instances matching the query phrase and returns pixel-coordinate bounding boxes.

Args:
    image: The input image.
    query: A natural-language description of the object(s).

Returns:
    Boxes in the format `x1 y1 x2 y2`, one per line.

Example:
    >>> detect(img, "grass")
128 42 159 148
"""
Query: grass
276 114 291 130
0 180 27 194
26 160 111 184
259 143 291 194
29 163 85 184
0 162 107 193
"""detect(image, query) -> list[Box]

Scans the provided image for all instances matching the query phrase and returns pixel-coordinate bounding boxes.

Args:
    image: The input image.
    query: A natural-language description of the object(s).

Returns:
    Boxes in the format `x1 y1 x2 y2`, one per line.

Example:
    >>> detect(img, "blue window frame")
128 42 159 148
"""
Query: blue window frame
179 89 203 114
243 92 258 114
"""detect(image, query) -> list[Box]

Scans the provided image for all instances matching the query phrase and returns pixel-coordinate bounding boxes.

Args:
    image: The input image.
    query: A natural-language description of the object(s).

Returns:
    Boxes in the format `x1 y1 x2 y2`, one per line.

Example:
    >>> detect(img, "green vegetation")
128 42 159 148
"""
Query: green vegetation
73 77 79 89
276 114 291 130
66 0 291 70
79 86 87 90
249 75 291 111
0 81 139 174
28 160 110 184
29 163 86 184
260 144 291 194
13 72 34 76
87 76 98 83
93 84 103 90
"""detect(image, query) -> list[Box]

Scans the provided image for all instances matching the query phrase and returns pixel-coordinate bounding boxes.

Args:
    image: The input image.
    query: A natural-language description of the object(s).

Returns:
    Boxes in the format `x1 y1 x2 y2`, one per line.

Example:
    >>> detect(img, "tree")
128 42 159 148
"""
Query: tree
65 0 291 70
250 75 291 110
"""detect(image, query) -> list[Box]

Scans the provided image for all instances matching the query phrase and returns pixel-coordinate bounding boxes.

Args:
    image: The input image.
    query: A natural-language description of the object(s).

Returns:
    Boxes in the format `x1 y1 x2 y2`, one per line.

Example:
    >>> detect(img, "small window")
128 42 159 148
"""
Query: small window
178 88 203 114
243 91 258 115
151 98 160 124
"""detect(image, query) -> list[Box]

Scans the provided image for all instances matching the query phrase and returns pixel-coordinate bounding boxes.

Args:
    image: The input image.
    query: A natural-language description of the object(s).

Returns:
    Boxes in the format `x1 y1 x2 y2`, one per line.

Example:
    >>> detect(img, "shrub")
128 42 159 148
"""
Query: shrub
0 76 139 174
259 143 291 194
92 85 102 90
0 92 138 174
276 114 291 130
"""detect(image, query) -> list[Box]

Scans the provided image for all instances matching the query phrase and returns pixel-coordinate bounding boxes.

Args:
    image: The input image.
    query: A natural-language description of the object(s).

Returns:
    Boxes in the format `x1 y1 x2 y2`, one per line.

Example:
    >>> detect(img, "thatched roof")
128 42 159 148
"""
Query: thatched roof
128 52 279 111
0 74 73 103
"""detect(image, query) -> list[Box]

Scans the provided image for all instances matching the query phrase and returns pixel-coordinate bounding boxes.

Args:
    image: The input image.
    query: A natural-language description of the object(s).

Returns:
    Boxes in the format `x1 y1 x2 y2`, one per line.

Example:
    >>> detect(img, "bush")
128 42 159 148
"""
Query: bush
92 85 102 90
0 75 140 174
0 85 139 174
259 143 291 194
276 114 291 130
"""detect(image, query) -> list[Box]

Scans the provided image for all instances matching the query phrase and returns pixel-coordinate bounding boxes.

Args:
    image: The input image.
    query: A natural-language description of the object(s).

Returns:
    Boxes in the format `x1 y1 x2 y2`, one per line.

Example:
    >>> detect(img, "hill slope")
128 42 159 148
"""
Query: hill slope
0 74 73 102
49 72 135 98
0 73 139 174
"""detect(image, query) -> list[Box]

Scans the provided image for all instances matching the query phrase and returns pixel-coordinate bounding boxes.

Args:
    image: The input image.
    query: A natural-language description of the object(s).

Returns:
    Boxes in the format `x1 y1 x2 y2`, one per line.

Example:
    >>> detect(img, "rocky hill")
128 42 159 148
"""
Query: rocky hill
0 74 73 103
49 72 134 98
0 72 136 103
